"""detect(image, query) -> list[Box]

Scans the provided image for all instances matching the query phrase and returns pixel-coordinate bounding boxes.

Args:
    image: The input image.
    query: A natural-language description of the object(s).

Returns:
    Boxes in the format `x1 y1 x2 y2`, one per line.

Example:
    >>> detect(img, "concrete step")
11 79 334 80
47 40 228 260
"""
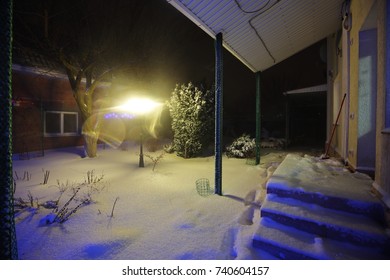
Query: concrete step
266 154 386 224
261 194 390 249
252 217 390 260
252 154 390 259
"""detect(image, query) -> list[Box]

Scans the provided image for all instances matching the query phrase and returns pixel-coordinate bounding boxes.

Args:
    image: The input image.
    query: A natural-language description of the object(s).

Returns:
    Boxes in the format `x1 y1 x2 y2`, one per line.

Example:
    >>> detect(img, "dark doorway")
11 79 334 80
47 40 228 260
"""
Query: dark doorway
286 91 327 149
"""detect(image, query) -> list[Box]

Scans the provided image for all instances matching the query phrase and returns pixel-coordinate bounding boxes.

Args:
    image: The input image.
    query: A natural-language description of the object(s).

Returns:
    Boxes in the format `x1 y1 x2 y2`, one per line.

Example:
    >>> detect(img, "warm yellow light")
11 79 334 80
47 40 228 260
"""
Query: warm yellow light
118 97 162 115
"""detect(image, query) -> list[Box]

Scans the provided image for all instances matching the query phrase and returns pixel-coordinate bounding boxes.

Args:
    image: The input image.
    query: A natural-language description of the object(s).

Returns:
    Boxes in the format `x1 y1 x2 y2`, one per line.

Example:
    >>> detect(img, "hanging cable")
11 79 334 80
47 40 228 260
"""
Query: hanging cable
249 20 275 63
234 0 281 63
341 0 352 31
234 0 271 14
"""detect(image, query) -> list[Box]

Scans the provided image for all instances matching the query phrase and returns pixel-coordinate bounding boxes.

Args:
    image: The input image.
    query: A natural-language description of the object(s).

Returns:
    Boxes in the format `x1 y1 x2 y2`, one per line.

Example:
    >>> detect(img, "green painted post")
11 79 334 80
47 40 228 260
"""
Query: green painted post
255 72 261 165
215 32 223 195
285 95 290 149
0 0 18 259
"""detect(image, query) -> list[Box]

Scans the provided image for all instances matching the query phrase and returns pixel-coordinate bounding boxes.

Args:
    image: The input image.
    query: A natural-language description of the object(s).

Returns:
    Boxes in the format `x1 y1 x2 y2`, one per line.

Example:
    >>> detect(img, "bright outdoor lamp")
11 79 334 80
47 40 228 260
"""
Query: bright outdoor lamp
118 97 162 167
118 97 161 115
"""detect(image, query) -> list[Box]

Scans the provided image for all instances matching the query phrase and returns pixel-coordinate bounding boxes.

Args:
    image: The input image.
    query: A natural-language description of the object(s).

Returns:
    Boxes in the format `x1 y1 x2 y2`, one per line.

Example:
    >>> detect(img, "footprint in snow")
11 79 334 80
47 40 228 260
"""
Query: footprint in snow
220 227 238 259
244 190 257 206
238 206 255 225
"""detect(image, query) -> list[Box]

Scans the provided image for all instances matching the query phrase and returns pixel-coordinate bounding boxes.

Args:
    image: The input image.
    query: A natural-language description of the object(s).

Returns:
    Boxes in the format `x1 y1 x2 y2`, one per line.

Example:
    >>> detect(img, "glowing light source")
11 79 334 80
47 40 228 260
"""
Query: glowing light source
116 97 162 168
118 97 162 115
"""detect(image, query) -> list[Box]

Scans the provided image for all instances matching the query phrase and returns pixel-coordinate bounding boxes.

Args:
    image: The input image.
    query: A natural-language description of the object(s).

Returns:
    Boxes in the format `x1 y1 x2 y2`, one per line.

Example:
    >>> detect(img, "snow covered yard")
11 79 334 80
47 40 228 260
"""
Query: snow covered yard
13 143 287 260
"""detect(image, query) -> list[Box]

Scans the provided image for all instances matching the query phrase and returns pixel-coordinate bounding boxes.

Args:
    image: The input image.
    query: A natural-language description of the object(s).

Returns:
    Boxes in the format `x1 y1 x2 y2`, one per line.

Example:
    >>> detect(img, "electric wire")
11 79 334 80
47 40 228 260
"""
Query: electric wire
234 0 271 14
234 0 281 63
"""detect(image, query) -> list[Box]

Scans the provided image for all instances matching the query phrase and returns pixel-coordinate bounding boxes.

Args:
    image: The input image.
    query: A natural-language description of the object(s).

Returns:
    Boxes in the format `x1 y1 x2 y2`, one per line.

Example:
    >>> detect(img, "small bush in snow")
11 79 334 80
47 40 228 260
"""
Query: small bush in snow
163 142 175 154
145 152 165 171
52 186 88 223
226 134 256 158
39 170 108 225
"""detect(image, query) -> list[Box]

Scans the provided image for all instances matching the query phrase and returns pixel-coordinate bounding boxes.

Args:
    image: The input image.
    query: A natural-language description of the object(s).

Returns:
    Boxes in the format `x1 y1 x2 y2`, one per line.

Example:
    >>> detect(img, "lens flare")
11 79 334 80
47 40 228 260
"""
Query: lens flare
82 112 126 149
98 117 126 148
82 97 164 150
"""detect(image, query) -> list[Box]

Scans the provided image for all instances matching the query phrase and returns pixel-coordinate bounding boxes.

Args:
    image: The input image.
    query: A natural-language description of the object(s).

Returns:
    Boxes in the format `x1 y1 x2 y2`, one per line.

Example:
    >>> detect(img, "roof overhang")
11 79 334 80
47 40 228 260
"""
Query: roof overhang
167 0 344 72
283 84 328 95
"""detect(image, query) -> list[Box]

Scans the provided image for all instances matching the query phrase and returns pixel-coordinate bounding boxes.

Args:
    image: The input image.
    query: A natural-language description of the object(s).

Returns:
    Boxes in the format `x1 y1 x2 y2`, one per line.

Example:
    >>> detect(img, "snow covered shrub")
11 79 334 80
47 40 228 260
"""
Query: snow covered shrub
163 142 175 154
166 82 214 158
226 134 256 158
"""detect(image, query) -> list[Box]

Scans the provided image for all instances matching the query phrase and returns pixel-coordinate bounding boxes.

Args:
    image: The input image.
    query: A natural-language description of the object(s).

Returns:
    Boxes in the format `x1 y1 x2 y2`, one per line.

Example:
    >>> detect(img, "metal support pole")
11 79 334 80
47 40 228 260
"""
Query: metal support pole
285 95 290 149
139 133 144 167
40 98 45 157
0 0 18 259
255 71 261 165
139 117 144 167
215 32 223 195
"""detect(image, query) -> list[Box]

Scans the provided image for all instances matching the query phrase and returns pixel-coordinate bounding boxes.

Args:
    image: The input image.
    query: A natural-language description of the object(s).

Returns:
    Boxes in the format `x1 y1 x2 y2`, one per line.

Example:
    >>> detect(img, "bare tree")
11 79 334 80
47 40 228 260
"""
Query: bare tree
13 0 157 157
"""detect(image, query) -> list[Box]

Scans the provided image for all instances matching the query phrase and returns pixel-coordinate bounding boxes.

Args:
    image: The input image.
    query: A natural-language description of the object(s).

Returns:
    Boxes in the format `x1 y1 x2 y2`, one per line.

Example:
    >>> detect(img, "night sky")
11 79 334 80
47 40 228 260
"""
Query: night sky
13 0 327 142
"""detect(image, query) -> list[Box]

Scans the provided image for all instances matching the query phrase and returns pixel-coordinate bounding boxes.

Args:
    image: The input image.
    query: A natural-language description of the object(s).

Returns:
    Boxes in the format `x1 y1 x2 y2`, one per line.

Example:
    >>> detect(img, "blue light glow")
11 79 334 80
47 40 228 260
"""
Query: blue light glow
104 112 135 119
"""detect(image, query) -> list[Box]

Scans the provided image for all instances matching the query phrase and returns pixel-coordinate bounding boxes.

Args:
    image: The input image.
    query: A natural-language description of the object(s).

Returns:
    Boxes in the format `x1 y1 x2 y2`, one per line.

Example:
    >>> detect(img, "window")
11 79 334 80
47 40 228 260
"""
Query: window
44 111 79 136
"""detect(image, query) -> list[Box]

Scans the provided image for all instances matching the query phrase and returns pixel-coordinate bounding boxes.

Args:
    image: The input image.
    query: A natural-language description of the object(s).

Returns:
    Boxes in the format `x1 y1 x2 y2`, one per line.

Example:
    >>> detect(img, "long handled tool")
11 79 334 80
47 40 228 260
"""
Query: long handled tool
322 93 347 159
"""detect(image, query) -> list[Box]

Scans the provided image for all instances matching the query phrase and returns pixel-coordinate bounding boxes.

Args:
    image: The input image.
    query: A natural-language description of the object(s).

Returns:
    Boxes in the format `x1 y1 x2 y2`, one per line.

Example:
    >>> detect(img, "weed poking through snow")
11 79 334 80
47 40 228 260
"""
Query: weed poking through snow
145 152 165 171
37 170 109 225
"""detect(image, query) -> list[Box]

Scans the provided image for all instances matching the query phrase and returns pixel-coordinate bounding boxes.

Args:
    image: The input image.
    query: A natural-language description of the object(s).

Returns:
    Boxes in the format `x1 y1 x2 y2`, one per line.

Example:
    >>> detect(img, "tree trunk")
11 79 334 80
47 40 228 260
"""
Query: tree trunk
67 78 100 158
81 111 99 158
80 104 101 158
83 132 98 158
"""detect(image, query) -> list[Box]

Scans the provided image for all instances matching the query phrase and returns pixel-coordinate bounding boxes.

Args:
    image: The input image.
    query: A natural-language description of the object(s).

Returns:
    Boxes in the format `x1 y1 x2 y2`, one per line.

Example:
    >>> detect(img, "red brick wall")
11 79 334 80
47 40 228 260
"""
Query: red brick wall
12 69 84 154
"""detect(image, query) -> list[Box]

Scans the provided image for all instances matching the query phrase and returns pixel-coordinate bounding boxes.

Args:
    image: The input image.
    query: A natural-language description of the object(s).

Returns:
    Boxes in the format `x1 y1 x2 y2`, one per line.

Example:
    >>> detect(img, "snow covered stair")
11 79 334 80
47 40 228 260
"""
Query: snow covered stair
252 154 390 259
261 195 389 248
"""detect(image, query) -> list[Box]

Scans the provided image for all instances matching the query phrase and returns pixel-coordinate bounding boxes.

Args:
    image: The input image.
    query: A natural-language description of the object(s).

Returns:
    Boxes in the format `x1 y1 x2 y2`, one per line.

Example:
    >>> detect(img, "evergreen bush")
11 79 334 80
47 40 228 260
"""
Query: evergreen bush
166 82 214 158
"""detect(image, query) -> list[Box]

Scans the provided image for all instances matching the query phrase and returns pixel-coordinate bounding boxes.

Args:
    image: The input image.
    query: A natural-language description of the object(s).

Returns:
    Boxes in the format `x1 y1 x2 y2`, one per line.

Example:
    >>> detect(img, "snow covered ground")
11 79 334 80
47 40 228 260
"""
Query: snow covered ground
13 142 289 260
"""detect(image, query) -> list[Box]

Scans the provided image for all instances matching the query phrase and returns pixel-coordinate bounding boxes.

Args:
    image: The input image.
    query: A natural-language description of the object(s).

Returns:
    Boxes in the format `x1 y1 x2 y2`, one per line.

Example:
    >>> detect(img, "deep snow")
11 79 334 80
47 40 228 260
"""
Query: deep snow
13 142 289 260
13 142 390 261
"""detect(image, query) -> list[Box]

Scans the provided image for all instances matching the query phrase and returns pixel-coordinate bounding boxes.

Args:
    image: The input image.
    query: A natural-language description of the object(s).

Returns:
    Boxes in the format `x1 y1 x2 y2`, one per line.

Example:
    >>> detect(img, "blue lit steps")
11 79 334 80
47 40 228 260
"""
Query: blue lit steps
265 154 385 224
260 194 390 249
252 154 390 259
266 181 385 225
253 217 389 260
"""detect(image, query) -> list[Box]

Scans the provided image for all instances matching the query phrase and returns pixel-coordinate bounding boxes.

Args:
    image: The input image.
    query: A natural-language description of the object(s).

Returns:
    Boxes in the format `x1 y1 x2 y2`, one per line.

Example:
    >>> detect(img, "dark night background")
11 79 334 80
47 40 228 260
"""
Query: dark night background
13 0 327 147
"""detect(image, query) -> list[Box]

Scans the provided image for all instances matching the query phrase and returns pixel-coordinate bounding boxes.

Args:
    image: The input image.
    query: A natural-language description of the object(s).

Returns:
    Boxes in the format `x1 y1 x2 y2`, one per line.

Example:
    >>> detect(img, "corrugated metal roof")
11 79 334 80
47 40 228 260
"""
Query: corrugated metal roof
167 0 343 72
